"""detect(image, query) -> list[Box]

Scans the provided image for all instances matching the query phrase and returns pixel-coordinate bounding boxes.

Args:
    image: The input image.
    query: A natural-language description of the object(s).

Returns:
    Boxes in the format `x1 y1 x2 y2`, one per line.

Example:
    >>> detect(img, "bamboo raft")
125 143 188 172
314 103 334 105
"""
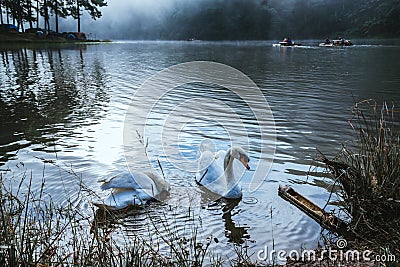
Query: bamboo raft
278 185 351 236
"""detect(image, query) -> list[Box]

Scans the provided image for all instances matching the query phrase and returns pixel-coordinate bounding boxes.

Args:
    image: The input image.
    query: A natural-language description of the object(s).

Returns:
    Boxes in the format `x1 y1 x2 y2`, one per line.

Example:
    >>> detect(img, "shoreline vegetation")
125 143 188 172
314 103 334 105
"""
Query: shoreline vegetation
0 32 111 44
1 32 399 45
320 101 400 257
1 0 399 42
0 101 399 266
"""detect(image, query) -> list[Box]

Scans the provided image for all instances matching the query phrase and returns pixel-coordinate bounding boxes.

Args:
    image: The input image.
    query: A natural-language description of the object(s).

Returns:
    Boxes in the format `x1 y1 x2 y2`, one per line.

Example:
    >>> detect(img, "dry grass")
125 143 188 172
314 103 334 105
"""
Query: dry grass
0 130 262 266
319 100 400 261
0 171 128 266
0 168 244 266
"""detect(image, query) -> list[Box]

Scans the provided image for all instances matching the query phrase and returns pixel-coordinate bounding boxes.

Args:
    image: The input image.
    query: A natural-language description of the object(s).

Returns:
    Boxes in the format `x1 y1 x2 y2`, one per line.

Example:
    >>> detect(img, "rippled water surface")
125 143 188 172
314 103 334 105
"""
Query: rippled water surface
1 40 400 261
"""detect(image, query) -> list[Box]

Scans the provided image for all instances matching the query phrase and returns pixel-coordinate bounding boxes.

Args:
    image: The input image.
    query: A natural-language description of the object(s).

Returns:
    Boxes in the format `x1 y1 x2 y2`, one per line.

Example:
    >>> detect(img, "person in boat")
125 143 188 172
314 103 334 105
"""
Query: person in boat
338 36 348 45
333 36 341 45
344 39 352 46
325 37 331 44
286 38 293 45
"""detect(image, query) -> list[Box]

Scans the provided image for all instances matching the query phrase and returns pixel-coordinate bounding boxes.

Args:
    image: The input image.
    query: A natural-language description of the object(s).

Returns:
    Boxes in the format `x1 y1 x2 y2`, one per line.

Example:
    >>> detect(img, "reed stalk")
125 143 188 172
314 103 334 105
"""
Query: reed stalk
321 100 400 260
0 168 240 266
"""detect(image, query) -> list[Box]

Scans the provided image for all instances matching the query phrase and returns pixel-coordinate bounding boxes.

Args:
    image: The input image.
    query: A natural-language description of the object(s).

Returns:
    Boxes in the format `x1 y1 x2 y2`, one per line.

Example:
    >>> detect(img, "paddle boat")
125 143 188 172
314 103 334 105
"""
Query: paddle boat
319 38 353 47
273 41 302 47
273 37 302 47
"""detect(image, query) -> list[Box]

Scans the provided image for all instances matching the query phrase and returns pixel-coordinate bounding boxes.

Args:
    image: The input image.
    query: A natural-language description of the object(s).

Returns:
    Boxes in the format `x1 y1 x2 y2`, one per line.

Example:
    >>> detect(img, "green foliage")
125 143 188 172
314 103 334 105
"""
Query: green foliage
66 0 107 20
118 0 400 40
163 0 271 40
268 0 400 38
346 0 400 37
1 0 399 39
0 0 107 33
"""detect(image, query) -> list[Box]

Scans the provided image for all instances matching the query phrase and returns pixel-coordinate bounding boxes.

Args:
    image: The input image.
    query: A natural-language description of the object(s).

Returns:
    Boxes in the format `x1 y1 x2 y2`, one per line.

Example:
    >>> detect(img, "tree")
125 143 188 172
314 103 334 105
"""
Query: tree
36 0 39 28
4 0 10 24
23 0 36 29
40 0 50 31
48 0 68 32
0 0 3 24
67 0 107 32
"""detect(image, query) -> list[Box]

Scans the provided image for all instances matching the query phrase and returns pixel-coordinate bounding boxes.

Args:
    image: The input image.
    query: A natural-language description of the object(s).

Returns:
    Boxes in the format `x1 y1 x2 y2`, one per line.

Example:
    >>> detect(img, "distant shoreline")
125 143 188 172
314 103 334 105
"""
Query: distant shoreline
1 33 399 45
0 32 111 44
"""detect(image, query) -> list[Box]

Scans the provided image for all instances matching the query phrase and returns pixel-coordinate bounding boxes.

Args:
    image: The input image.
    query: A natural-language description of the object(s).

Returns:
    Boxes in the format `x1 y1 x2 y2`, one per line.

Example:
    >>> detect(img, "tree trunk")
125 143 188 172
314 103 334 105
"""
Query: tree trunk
43 0 50 31
43 0 47 31
36 0 39 28
6 1 9 24
0 2 3 24
28 0 33 29
17 0 24 32
55 0 59 32
46 16 50 32
77 0 80 32
20 20 25 32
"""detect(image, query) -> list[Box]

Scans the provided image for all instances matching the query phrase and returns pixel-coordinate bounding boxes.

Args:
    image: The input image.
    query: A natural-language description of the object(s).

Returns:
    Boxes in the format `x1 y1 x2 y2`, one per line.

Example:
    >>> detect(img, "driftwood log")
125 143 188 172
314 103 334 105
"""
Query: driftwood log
278 185 354 238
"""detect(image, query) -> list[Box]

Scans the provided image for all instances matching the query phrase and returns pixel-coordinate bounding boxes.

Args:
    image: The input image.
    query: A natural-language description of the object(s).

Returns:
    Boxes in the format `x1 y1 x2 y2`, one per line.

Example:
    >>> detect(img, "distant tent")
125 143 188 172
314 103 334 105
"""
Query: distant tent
0 24 19 33
65 32 87 40
75 32 87 40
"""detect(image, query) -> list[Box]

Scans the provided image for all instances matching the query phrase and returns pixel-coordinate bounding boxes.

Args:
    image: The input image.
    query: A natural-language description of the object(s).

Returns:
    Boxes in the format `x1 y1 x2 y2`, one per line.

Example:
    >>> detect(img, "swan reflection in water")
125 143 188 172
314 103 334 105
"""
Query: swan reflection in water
221 199 250 244
203 197 250 245
91 196 250 246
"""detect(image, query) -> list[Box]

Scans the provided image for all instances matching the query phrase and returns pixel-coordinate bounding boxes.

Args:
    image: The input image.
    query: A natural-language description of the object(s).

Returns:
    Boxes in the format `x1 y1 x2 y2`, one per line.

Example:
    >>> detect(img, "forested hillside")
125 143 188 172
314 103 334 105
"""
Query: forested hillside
129 0 400 40
269 0 400 38
1 0 399 40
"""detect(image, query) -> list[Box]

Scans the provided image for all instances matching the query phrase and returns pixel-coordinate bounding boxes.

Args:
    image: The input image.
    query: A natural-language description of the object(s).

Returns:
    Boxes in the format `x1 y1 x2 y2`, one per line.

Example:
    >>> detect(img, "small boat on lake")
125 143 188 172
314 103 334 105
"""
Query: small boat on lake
319 38 353 47
273 37 302 47
273 41 302 47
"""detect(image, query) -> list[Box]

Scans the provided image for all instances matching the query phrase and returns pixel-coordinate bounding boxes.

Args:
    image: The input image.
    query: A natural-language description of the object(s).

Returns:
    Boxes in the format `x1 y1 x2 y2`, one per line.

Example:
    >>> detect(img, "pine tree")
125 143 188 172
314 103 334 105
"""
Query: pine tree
67 0 107 32
48 0 68 33
0 0 3 24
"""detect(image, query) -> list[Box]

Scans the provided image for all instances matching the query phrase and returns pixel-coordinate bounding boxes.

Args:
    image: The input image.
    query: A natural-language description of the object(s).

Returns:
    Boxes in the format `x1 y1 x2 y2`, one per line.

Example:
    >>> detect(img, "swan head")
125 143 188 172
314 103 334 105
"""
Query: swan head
144 171 170 199
226 146 250 170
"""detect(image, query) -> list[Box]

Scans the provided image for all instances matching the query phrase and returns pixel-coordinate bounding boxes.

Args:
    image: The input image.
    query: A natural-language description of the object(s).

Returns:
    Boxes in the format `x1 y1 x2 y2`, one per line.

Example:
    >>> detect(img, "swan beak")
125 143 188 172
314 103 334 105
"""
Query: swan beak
240 158 250 170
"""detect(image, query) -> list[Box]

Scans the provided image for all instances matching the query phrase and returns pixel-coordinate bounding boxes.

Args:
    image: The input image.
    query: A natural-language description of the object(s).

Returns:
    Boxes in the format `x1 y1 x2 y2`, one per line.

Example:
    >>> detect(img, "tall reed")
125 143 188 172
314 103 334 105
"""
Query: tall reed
321 100 400 258
0 168 233 266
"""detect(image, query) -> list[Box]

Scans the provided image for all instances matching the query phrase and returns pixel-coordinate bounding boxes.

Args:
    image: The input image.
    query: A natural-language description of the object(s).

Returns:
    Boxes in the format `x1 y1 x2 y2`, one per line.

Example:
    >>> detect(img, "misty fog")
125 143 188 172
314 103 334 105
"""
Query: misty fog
56 0 400 40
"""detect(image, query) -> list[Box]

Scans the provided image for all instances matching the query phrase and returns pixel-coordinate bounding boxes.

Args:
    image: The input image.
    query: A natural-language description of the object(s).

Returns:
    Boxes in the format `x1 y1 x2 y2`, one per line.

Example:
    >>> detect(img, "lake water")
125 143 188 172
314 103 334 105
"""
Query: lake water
1 40 400 262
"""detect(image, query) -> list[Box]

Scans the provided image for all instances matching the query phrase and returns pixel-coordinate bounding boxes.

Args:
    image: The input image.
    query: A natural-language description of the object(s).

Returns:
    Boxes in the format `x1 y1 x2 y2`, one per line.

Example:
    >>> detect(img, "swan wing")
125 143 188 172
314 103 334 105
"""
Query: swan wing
100 171 157 195
100 188 151 209
196 150 229 199
215 150 226 167
196 147 244 199
196 151 223 183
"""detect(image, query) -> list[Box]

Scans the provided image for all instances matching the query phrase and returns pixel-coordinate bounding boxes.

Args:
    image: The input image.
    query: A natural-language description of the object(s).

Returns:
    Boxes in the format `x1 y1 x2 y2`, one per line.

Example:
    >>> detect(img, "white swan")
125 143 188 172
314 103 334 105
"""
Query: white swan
195 145 250 199
95 171 170 210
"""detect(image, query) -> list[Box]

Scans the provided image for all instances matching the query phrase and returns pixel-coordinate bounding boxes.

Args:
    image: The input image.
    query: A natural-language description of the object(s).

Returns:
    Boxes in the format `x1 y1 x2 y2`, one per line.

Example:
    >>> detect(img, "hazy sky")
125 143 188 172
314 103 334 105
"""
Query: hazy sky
59 0 178 38
52 0 388 40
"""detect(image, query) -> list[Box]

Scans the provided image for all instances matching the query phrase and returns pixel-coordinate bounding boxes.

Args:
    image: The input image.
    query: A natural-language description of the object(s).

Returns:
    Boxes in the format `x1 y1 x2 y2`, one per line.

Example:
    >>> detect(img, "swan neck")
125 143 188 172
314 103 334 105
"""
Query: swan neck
147 172 165 193
224 153 235 183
